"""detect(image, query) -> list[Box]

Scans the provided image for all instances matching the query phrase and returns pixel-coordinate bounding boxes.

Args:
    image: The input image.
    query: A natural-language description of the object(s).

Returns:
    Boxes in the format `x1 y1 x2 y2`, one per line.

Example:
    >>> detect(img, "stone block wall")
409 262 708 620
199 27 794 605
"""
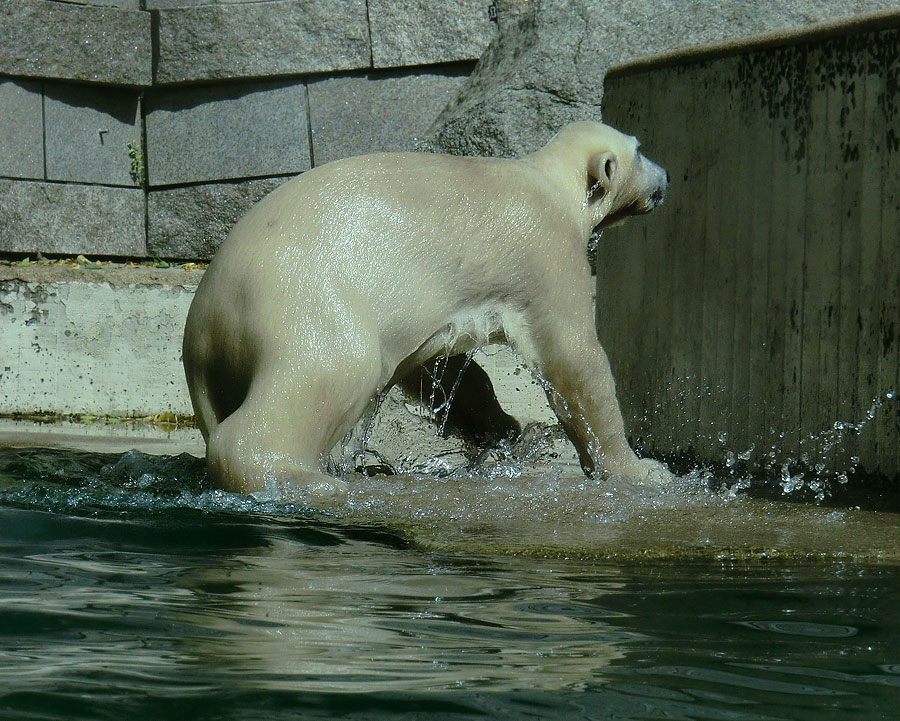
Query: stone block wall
0 0 496 260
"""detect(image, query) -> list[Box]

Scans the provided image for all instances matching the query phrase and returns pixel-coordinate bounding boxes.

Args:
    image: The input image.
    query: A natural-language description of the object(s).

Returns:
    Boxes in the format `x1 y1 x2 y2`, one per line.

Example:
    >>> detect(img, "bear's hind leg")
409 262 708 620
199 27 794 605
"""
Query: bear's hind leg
203 364 379 507
206 407 349 508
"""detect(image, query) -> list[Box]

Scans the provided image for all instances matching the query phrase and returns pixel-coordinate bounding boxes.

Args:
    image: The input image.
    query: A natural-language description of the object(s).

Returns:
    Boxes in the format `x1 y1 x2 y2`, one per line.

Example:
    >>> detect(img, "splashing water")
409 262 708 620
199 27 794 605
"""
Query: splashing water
587 228 603 255
326 355 900 533
583 177 604 208
705 390 897 504
426 348 479 436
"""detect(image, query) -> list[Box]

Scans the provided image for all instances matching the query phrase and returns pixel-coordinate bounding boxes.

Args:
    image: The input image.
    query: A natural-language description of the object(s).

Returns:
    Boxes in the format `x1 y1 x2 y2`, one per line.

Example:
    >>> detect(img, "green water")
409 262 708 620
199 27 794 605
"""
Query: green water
1 447 899 720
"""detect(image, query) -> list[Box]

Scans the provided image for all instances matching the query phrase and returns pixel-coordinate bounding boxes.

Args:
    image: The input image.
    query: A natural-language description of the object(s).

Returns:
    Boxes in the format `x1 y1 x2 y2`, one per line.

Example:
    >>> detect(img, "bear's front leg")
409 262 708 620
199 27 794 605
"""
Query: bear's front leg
529 315 671 484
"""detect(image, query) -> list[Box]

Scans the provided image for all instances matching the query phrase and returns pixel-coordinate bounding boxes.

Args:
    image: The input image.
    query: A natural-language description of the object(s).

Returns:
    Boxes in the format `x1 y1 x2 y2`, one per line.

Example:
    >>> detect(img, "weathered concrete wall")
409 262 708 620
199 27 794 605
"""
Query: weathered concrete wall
0 265 198 416
0 0 495 259
598 14 900 482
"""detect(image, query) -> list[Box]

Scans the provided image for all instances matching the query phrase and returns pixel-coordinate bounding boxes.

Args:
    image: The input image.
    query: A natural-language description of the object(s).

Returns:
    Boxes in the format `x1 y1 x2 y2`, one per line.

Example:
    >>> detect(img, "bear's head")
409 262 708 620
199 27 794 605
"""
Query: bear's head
539 121 668 231
587 138 668 230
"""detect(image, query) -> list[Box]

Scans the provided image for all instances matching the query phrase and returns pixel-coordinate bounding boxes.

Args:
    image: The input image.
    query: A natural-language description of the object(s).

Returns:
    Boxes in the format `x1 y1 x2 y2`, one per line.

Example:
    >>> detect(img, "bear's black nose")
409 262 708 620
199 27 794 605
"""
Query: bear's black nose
665 171 670 184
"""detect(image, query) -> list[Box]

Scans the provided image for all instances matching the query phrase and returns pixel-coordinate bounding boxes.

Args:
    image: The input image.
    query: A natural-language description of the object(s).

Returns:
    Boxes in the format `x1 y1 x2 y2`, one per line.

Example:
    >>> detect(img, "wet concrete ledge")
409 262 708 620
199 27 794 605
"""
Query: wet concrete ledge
0 263 201 418
405 499 900 564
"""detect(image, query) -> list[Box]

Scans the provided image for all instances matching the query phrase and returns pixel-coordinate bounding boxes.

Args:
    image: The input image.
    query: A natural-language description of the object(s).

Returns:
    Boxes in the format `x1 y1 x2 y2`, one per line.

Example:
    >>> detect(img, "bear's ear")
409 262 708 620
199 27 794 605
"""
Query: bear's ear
587 151 617 196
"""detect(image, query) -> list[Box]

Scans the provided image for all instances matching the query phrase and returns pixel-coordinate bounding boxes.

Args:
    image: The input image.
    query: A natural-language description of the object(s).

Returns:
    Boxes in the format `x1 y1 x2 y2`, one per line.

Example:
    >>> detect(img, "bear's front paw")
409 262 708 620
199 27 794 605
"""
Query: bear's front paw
606 455 674 486
633 457 674 485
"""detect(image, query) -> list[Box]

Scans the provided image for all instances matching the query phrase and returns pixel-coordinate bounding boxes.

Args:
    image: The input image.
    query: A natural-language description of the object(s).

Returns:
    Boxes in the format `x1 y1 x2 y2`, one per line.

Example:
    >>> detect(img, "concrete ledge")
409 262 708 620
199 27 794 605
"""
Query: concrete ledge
0 0 152 86
0 265 199 417
0 417 204 457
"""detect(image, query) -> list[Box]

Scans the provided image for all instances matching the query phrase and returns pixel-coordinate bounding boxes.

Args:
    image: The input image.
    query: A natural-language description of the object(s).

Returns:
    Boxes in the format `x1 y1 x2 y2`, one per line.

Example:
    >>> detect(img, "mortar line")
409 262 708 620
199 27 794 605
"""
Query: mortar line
149 9 160 87
364 0 374 69
139 91 150 255
40 82 47 180
304 82 316 169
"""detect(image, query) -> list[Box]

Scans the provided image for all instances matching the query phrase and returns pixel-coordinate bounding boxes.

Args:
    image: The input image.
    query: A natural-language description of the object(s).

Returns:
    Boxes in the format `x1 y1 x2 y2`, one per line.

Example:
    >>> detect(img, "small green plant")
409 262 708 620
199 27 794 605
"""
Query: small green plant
127 140 146 186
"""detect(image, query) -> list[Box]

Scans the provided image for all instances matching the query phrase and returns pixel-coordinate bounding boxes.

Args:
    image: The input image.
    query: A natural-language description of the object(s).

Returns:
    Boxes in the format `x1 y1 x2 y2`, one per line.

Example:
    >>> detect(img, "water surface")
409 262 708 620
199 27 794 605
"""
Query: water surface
1 446 898 720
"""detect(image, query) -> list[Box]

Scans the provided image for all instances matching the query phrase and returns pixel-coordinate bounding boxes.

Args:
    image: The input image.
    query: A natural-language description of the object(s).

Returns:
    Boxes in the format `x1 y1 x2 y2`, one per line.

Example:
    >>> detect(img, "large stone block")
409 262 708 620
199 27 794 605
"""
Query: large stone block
144 81 309 186
44 83 141 187
0 0 151 86
147 177 289 259
0 79 43 180
368 0 496 68
425 0 900 159
308 70 469 165
0 180 145 256
155 0 370 84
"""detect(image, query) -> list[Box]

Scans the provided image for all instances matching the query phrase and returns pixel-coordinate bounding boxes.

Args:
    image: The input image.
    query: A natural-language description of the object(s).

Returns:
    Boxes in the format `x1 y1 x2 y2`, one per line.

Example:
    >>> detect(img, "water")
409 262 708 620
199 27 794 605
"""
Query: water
1 444 899 720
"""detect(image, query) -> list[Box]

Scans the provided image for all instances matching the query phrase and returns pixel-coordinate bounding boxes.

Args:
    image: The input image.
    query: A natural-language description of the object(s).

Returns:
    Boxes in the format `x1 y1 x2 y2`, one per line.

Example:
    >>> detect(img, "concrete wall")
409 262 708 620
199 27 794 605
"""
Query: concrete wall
599 14 899 482
0 265 196 417
0 0 497 259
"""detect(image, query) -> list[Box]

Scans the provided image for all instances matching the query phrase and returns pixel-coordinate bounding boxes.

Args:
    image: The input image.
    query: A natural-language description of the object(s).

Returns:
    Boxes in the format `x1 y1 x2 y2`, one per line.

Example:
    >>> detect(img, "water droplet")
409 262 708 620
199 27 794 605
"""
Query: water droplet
583 178 603 208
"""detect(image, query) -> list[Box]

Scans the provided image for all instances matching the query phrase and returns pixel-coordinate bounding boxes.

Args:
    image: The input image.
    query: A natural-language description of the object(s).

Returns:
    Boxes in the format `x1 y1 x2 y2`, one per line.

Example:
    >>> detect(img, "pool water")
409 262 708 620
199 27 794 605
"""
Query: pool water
1 446 899 720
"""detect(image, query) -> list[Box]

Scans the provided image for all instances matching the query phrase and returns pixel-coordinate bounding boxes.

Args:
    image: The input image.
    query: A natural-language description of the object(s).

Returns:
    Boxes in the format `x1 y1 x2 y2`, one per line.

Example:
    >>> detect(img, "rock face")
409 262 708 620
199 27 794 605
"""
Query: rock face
424 0 899 158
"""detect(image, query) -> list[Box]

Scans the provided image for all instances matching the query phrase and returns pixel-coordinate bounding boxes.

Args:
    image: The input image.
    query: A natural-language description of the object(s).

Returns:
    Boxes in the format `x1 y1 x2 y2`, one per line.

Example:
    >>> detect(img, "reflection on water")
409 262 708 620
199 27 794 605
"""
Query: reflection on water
178 535 631 694
1 443 900 719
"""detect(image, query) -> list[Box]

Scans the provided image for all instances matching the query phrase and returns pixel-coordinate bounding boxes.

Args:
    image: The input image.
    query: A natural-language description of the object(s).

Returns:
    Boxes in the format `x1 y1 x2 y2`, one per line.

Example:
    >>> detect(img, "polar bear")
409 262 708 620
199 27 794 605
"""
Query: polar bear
183 121 670 501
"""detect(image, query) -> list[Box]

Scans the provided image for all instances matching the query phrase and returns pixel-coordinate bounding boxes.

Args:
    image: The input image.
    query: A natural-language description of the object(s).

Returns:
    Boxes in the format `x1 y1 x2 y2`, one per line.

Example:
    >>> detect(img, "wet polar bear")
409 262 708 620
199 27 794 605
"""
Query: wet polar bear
183 121 671 501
